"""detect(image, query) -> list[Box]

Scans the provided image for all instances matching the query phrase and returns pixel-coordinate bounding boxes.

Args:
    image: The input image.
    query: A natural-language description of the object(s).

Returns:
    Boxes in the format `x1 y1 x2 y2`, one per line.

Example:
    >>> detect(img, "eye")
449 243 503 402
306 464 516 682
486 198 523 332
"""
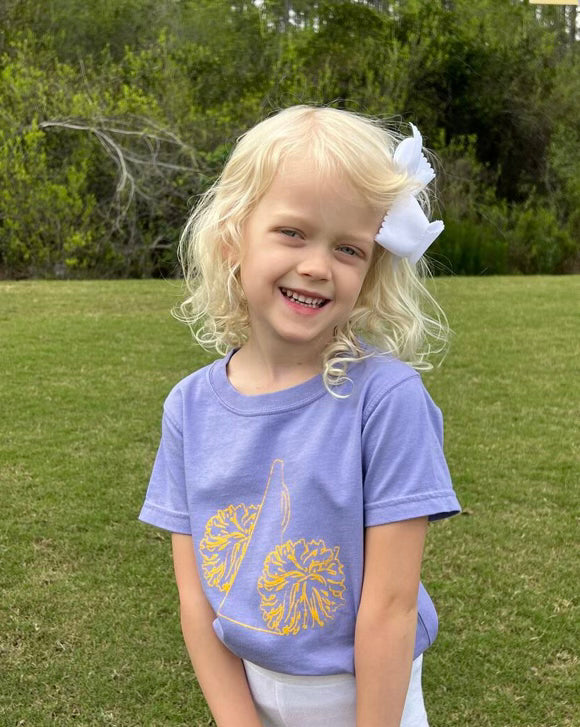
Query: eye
279 228 302 239
337 244 361 258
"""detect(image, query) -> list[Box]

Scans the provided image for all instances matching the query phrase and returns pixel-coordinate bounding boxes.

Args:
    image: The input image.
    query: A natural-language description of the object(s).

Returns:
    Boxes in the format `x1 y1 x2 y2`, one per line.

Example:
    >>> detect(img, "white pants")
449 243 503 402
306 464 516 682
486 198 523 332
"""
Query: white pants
243 654 428 727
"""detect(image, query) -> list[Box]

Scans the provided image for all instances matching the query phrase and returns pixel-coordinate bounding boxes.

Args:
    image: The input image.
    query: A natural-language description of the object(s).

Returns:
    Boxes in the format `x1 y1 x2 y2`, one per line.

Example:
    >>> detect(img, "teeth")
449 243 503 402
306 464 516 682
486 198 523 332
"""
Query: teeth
281 288 326 308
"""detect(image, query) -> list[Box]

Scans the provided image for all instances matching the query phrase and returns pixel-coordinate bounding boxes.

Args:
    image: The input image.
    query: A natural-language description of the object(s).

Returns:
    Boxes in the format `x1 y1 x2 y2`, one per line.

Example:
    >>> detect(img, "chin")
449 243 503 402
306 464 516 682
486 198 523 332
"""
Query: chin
275 329 334 348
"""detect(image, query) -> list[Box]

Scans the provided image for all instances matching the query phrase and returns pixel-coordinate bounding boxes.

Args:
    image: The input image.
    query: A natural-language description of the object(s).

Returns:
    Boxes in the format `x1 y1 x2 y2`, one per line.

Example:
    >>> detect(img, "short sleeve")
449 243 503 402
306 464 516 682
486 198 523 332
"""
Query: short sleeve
362 375 460 527
138 399 192 534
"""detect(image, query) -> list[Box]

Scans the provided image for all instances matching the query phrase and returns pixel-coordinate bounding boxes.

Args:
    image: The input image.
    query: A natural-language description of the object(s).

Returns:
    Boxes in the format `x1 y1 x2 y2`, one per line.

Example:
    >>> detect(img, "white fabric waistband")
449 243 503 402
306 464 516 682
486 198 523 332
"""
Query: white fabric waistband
243 659 354 687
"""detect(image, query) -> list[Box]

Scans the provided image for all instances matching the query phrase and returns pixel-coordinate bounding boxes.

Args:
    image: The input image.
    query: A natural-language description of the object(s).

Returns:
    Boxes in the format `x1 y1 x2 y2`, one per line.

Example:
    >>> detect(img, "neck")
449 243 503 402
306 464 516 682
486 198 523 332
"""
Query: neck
227 337 327 395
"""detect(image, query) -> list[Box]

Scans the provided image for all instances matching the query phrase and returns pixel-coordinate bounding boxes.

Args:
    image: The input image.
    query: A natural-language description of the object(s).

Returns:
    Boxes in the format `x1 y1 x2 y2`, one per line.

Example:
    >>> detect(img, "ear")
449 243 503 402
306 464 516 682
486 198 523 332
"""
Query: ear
220 236 240 267
220 240 233 264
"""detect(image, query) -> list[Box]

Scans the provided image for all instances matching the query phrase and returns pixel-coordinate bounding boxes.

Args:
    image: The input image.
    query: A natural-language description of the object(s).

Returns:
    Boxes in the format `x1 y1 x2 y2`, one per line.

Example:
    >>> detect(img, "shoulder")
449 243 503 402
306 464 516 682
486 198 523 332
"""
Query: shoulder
162 356 221 423
348 353 442 429
349 351 421 400
351 351 418 384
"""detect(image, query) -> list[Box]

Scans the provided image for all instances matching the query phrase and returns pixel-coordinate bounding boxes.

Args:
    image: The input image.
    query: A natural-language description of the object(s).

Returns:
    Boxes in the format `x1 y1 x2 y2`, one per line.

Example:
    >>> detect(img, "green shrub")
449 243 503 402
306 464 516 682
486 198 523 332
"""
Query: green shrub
508 204 576 275
0 125 108 278
432 215 509 276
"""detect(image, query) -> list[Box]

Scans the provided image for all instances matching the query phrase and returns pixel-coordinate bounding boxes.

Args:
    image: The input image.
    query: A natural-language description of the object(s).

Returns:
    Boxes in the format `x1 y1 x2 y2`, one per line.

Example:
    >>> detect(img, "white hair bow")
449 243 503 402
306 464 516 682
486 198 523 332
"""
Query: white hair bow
374 123 443 264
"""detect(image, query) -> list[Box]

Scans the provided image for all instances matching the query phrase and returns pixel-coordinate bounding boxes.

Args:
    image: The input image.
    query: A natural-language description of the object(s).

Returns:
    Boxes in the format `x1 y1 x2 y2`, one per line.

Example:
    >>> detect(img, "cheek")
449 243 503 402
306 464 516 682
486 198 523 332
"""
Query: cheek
352 262 372 295
351 262 376 309
245 245 292 277
239 252 277 299
342 266 371 310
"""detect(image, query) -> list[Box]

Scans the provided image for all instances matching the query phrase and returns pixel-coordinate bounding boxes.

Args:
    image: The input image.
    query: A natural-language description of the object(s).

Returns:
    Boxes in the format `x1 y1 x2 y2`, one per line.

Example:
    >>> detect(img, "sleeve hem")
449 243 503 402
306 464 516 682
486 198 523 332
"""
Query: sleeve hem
364 491 461 527
138 502 192 535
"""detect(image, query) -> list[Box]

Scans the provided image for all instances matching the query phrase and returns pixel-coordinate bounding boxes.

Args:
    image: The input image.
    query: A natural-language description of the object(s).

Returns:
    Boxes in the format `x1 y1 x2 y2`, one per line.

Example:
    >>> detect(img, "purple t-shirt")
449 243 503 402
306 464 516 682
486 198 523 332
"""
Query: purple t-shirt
139 351 460 675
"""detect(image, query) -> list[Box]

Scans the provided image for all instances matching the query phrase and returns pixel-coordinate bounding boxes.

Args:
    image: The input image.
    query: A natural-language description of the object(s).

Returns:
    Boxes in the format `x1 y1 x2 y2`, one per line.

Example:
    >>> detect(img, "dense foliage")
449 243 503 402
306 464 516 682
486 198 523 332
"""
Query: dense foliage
0 0 578 277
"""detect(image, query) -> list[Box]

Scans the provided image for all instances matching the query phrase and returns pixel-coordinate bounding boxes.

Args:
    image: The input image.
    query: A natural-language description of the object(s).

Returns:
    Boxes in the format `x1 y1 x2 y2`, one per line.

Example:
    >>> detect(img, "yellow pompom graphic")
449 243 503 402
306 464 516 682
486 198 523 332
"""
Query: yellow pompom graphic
258 539 346 635
200 504 259 592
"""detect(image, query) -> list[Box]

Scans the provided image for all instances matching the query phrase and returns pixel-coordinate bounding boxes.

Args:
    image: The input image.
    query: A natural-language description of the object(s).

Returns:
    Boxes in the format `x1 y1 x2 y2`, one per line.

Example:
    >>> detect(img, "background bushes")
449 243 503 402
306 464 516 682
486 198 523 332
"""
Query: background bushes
0 0 578 278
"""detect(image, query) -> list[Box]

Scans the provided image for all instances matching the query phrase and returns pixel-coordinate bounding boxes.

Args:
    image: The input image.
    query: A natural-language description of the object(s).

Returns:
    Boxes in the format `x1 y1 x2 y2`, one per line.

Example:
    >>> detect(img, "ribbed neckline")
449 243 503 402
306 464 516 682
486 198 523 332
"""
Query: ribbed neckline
207 349 329 415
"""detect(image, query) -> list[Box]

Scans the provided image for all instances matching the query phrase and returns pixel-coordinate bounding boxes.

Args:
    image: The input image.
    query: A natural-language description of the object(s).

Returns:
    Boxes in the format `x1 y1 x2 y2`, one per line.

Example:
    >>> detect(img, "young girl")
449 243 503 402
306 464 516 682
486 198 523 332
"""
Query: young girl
139 105 460 727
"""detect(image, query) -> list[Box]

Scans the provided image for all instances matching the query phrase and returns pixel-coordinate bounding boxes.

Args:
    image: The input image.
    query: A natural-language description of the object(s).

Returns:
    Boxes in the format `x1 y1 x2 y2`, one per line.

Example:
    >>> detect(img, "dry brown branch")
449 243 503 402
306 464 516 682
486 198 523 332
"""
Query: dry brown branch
37 116 199 257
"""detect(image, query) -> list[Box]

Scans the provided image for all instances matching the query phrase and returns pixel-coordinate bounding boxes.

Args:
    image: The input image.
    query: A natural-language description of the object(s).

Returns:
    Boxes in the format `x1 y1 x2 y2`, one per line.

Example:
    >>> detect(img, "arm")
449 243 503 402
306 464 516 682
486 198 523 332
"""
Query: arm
355 517 428 727
171 533 262 727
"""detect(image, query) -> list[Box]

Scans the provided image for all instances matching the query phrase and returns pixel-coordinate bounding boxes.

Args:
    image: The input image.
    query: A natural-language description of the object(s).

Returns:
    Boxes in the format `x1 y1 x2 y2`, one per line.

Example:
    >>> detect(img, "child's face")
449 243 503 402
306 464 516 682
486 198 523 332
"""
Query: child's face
238 158 383 357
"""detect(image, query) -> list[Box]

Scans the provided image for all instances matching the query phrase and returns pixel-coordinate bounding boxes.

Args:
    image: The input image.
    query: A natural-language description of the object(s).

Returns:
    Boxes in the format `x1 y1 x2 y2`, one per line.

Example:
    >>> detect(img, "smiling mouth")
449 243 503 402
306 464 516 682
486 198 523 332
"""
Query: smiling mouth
280 287 329 309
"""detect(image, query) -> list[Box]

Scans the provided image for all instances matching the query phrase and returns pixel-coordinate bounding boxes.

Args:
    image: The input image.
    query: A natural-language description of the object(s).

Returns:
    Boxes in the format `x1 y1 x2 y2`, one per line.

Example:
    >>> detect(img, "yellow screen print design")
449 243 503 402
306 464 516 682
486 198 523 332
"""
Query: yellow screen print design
199 459 346 635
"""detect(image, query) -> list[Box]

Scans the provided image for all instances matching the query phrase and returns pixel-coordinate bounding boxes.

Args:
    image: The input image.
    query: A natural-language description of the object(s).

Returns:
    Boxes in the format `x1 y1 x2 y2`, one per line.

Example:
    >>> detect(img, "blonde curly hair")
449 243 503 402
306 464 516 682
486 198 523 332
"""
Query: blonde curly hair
176 105 448 393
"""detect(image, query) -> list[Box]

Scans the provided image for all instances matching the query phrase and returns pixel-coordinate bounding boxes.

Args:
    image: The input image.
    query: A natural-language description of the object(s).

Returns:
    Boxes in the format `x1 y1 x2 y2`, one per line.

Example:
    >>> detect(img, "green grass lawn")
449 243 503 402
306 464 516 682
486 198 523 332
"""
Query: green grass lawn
1 278 578 727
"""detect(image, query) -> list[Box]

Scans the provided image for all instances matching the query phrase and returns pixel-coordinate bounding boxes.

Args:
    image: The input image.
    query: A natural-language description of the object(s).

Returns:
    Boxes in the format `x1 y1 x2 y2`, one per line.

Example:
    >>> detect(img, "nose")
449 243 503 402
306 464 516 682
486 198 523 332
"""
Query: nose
295 245 332 280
